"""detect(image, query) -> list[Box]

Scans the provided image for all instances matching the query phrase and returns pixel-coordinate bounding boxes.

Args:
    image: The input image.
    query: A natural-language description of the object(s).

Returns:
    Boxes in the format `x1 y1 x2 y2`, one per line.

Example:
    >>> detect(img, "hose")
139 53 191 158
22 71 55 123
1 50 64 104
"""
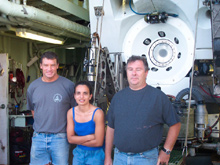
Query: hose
175 87 204 103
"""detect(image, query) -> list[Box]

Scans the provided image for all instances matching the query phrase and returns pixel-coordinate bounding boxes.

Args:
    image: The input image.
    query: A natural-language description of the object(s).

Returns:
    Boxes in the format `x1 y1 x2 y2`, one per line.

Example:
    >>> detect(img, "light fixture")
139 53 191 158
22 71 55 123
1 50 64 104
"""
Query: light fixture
15 28 64 45
66 47 75 50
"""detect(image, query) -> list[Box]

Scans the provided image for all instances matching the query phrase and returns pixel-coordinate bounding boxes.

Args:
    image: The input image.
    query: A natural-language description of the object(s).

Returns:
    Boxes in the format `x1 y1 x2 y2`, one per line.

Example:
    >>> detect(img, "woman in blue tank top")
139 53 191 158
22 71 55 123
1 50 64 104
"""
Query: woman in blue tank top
67 81 105 165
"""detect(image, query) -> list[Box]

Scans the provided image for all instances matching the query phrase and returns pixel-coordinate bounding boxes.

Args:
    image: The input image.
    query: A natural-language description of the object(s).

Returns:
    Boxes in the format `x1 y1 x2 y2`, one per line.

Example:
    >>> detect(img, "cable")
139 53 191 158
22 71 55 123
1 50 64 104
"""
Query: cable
210 116 220 128
129 0 178 17
129 0 149 15
199 86 220 131
204 126 212 139
182 0 200 157
199 85 220 98
93 0 105 105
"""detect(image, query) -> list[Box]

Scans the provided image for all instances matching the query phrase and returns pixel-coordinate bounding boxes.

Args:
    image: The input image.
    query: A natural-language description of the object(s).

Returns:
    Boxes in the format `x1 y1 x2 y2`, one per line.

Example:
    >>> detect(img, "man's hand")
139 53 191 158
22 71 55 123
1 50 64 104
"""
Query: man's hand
157 150 170 165
104 156 113 165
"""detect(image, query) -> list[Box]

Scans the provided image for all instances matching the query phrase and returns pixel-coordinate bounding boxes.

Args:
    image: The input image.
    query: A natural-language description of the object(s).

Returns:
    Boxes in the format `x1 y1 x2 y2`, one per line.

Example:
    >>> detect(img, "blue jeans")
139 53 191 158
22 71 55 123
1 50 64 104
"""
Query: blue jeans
30 132 69 165
72 146 105 165
113 147 158 165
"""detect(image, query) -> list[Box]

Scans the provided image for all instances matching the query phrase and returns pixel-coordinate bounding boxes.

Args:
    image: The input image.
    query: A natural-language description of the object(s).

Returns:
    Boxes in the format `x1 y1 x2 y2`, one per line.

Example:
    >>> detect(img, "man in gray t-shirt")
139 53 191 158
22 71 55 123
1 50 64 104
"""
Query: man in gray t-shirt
27 51 75 165
104 55 181 165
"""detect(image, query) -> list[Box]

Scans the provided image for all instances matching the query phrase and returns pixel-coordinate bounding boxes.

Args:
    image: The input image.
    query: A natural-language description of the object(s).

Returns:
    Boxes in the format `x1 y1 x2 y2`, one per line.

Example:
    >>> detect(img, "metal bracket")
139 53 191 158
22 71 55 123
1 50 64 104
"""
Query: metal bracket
0 104 5 109
94 6 104 16
104 48 120 92
0 63 4 76
0 140 5 151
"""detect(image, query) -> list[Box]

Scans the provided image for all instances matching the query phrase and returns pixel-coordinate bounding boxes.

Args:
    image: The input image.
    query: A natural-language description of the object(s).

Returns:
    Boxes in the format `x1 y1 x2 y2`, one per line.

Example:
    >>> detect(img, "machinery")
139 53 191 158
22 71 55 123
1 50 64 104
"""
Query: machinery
85 0 220 163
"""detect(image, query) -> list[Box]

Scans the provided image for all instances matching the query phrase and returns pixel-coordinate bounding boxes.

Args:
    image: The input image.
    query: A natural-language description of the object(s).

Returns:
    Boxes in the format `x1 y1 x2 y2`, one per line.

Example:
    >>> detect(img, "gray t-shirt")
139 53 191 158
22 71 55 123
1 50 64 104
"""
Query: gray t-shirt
107 85 180 153
27 76 75 133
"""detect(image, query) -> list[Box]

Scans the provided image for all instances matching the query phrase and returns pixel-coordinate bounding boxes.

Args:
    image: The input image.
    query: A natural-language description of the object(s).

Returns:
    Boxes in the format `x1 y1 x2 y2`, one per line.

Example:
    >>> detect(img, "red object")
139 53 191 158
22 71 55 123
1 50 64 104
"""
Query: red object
16 68 25 89
9 72 13 80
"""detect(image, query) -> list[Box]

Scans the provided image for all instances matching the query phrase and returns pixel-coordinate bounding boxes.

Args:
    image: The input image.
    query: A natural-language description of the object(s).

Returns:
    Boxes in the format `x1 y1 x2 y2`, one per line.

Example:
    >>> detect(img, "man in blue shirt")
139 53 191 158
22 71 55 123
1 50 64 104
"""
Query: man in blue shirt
105 55 181 165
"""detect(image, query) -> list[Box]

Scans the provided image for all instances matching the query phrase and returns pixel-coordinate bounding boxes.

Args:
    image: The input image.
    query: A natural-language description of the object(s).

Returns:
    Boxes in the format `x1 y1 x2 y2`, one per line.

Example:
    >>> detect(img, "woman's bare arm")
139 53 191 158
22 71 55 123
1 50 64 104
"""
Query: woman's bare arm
66 108 95 144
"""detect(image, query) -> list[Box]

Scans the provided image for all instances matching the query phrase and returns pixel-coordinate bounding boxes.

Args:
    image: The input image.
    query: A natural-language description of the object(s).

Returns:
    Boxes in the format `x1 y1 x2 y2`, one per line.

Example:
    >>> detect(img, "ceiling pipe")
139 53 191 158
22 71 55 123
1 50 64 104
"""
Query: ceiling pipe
0 0 90 40
0 16 17 25
10 17 90 41
23 0 26 5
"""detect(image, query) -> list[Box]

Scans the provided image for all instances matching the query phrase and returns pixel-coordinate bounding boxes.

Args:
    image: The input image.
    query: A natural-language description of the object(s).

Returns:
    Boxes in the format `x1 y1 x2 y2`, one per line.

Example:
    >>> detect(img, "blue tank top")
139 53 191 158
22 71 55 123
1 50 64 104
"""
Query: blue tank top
73 107 103 150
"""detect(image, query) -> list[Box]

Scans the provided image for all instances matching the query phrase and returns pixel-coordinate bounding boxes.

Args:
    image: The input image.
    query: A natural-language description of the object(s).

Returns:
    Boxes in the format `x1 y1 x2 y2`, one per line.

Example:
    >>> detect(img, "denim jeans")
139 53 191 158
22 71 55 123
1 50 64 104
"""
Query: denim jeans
72 146 105 165
30 132 69 165
113 147 158 165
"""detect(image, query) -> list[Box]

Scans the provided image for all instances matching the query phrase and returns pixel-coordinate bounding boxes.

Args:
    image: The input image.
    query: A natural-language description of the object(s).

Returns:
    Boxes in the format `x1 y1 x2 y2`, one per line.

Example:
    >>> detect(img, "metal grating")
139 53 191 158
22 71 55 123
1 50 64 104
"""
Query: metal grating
169 149 184 165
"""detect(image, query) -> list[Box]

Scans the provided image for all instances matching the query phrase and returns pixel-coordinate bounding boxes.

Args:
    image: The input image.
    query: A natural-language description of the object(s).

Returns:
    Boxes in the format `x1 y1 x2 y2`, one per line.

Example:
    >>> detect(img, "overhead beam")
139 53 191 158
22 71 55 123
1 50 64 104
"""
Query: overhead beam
42 0 89 22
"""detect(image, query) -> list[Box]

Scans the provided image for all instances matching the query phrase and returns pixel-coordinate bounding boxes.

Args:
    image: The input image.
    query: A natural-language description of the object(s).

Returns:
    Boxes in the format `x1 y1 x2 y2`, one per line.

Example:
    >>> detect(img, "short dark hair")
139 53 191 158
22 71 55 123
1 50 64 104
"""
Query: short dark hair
40 51 59 64
126 55 149 71
74 81 94 104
